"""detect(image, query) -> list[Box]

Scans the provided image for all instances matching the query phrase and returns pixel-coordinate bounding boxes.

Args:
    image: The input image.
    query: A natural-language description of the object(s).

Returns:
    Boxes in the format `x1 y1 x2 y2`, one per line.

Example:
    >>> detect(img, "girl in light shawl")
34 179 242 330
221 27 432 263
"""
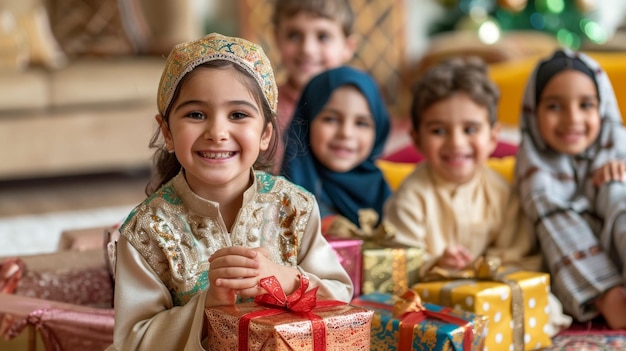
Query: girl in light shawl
515 49 626 328
280 66 391 228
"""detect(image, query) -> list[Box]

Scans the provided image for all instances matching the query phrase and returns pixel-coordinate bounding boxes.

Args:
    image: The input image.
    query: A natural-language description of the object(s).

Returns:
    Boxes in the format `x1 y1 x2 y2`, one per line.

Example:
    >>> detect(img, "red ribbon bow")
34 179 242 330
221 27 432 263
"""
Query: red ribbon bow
254 275 319 312
393 290 474 351
238 275 342 351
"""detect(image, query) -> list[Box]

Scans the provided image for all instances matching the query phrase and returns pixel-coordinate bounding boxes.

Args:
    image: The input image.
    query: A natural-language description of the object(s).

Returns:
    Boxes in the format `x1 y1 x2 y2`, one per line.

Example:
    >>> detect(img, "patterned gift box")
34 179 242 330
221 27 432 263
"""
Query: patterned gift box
352 292 487 351
205 276 373 350
326 237 363 297
206 301 373 350
413 270 552 351
361 242 423 295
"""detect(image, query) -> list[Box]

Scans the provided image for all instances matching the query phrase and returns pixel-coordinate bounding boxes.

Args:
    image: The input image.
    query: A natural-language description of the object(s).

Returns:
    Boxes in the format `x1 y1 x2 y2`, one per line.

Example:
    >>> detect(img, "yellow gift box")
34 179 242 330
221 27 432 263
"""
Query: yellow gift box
413 270 552 351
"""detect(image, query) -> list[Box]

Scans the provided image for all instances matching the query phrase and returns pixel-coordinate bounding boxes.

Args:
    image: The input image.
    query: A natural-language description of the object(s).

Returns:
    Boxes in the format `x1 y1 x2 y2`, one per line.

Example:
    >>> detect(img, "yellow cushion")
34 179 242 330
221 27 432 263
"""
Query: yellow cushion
486 156 515 183
377 159 416 191
377 156 516 191
490 51 626 127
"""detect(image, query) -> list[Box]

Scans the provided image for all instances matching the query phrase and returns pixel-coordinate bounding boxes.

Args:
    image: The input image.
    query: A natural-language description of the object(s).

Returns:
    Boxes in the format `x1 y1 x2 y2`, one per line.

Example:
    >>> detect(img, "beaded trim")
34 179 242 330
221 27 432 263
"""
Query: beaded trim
157 33 277 116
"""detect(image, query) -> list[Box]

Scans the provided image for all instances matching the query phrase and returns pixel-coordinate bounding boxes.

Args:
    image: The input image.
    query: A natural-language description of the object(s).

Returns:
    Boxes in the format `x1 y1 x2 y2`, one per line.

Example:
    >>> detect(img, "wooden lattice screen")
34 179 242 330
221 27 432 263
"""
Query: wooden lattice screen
237 0 409 117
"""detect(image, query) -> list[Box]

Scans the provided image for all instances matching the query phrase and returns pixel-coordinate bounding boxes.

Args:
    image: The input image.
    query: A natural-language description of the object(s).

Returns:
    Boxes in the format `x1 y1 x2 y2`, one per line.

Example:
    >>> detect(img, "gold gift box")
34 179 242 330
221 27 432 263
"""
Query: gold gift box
361 243 423 295
413 270 552 351
205 301 373 350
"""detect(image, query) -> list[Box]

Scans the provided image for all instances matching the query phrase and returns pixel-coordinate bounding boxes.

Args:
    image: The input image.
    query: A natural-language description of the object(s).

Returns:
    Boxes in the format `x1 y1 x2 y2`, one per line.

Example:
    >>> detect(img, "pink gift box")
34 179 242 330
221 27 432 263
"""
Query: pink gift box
326 237 363 297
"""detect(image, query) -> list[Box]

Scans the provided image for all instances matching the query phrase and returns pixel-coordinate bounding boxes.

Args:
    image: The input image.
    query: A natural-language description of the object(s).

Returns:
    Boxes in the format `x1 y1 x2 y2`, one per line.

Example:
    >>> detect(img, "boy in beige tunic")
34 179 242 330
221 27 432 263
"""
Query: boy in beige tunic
384 57 537 276
383 57 571 335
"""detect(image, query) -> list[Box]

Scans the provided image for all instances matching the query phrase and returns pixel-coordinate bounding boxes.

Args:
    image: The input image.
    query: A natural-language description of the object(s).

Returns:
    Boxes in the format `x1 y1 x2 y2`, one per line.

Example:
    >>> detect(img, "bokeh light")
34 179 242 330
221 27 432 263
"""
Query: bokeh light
536 0 565 13
581 19 607 43
543 13 561 30
545 0 565 13
556 28 580 49
529 13 545 30
435 0 602 50
478 19 501 44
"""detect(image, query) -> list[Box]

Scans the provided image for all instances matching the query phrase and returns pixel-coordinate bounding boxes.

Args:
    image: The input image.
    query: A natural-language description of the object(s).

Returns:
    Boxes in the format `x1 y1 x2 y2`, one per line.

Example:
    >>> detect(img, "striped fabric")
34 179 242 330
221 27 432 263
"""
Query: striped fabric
514 49 626 321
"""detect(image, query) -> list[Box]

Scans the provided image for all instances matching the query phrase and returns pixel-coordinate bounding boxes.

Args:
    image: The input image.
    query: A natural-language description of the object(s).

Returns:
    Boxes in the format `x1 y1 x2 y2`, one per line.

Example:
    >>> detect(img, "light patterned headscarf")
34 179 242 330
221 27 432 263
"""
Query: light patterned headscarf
157 33 278 116
516 49 626 214
515 49 626 321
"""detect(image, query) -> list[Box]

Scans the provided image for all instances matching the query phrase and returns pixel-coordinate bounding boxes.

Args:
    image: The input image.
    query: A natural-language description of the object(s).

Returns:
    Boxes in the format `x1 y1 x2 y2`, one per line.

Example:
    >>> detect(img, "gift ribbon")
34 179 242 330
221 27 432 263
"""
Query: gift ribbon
398 309 473 350
423 256 525 351
391 249 408 293
238 275 344 351
0 258 25 294
326 208 396 243
352 292 474 351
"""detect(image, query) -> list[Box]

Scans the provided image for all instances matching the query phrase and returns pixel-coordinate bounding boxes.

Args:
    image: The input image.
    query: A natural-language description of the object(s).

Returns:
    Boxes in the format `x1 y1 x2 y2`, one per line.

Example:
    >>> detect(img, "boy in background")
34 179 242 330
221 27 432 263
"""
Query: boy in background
272 0 358 169
383 57 540 277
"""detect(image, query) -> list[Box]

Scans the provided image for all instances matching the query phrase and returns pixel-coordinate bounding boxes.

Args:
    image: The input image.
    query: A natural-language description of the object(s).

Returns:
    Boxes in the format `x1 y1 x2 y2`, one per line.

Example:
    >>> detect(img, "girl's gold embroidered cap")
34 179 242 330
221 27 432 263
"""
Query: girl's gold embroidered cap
157 33 277 116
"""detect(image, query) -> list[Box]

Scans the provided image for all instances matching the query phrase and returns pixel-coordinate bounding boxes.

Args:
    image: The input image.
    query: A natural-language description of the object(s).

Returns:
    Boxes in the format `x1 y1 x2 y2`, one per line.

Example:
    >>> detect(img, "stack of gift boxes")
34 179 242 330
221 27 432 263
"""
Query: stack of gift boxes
203 221 554 350
326 232 554 350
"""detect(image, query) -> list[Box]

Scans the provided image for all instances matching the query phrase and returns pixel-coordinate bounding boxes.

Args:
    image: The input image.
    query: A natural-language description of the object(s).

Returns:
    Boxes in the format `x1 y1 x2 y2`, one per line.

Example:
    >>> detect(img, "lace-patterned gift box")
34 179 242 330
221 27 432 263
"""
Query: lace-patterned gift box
206 301 373 350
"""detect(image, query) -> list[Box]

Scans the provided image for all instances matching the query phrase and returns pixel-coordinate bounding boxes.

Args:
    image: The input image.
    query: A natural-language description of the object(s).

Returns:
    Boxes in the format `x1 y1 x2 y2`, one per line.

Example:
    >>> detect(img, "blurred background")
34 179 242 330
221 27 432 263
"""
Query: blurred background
1 0 625 257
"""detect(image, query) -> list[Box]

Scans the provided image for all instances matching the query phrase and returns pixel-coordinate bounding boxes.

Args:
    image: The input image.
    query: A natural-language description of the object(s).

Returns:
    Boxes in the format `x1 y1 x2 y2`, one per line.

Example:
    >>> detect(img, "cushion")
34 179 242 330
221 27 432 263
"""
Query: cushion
1 0 67 69
0 12 29 71
377 156 516 191
382 140 518 163
47 0 135 58
0 69 49 110
50 57 164 107
117 0 204 55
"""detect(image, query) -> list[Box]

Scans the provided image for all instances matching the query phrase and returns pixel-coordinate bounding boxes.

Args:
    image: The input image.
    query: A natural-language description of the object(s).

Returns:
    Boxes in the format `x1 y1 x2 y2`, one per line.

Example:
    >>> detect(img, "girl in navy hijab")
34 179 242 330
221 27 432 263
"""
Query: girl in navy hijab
280 66 392 228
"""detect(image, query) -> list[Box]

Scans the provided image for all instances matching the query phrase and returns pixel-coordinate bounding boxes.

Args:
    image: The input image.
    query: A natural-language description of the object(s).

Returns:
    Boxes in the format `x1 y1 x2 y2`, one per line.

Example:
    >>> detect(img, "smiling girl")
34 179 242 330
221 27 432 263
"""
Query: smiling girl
107 33 352 351
280 65 392 228
515 49 626 328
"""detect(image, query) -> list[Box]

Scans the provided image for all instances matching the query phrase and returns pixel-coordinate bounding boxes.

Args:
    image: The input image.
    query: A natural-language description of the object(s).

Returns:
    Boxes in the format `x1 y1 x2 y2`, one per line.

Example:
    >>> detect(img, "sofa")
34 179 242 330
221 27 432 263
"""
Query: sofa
0 0 203 180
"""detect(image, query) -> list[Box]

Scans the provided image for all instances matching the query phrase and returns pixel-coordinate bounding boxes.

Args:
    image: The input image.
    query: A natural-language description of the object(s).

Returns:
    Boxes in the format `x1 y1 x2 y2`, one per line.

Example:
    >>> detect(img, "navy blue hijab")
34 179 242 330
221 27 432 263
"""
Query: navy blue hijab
280 66 392 227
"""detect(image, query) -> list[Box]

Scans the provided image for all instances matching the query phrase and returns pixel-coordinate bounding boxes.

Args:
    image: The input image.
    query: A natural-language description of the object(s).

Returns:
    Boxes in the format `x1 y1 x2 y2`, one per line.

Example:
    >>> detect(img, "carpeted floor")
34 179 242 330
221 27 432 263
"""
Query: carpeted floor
546 330 626 350
543 319 626 351
0 170 150 257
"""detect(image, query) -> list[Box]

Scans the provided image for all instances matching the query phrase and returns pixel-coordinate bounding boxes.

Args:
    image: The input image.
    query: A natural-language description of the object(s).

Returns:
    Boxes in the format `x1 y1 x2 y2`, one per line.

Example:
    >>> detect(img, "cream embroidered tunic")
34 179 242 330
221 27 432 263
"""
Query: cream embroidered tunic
107 171 352 351
383 163 540 277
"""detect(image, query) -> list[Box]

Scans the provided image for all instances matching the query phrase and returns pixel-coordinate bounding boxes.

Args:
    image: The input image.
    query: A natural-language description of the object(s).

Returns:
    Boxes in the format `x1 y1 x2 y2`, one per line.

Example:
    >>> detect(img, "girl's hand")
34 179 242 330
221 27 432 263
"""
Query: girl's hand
435 245 473 270
592 160 626 187
235 247 301 298
205 247 260 307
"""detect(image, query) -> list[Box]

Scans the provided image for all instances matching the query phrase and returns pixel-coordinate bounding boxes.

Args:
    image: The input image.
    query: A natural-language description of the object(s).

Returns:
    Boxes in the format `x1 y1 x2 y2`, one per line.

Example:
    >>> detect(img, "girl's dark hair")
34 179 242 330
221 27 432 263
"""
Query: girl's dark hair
145 60 278 195
410 56 500 131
